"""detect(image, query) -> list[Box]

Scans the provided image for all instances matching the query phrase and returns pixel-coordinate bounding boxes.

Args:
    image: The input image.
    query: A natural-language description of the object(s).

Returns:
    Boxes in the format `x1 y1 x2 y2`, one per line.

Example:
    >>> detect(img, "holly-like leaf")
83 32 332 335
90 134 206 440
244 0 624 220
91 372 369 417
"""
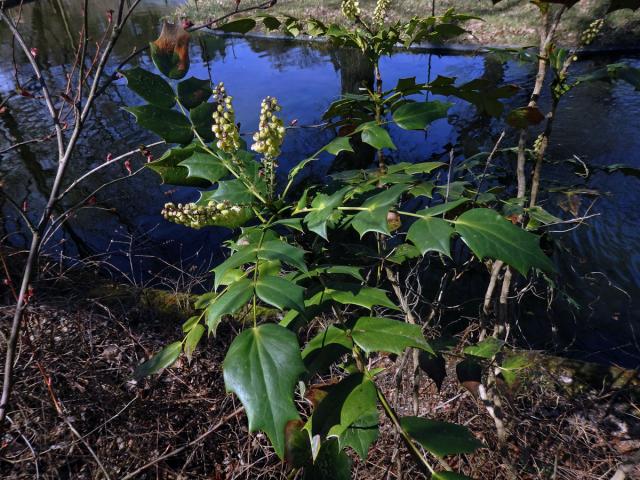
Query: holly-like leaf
177 76 211 109
499 353 530 387
217 18 257 34
121 67 176 109
407 217 454 257
454 208 554 275
324 284 399 310
133 341 181 379
184 323 205 362
213 240 307 289
359 123 396 150
256 276 305 312
223 324 305 459
324 136 355 155
190 102 216 142
463 337 504 359
311 373 378 438
303 439 351 480
400 416 483 457
302 326 353 359
351 317 433 355
147 144 210 187
392 101 452 130
178 150 227 183
150 21 190 79
124 105 193 144
304 187 350 240
205 279 254 335
199 179 254 206
339 411 379 459
351 184 409 237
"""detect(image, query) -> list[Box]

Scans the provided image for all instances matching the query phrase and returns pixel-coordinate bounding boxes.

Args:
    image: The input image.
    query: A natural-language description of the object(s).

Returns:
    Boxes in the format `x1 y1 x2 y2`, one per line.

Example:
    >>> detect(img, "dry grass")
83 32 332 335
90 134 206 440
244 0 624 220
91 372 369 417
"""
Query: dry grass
176 0 640 47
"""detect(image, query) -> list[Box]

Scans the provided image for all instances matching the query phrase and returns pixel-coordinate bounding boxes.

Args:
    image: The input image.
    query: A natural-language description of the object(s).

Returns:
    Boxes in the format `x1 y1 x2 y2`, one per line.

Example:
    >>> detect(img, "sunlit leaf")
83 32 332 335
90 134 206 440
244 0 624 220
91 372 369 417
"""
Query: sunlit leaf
359 123 396 150
351 184 408 237
463 337 504 359
184 323 205 362
223 324 305 459
304 187 350 240
506 106 545 129
206 279 254 335
407 217 454 257
256 276 305 312
178 150 226 183
351 317 433 355
454 208 554 275
339 411 379 459
147 144 210 187
216 18 257 34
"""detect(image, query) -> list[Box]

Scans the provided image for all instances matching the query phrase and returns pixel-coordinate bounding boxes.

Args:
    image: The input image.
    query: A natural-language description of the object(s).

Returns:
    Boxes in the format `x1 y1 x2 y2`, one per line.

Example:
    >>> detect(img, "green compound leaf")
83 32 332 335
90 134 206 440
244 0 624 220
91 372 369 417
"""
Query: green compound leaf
323 136 354 155
324 284 399 310
223 324 305 459
184 323 205 362
392 100 452 130
454 208 554 276
463 337 504 359
407 216 454 257
311 373 378 438
177 76 211 109
302 439 351 480
302 326 353 359
205 279 254 335
351 184 409 237
304 187 350 240
124 105 193 144
417 198 468 217
339 411 379 459
147 144 211 187
359 123 396 150
499 353 530 387
189 101 216 142
256 276 305 313
199 179 254 205
433 472 473 480
133 341 181 380
351 317 433 355
121 67 176 109
217 18 257 34
400 416 483 457
213 240 307 290
178 150 227 183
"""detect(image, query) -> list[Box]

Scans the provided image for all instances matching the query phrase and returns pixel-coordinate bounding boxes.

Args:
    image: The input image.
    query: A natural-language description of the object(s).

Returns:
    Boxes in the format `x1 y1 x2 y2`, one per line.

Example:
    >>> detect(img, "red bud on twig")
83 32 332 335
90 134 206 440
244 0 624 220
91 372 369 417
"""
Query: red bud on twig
22 200 28 212
124 159 132 175
30 47 38 58
106 10 114 23
106 153 113 162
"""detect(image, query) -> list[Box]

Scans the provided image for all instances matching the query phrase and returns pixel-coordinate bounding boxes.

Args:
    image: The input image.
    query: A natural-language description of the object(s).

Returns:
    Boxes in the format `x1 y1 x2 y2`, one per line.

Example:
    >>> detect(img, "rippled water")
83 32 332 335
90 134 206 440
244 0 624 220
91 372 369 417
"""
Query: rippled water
1 0 639 366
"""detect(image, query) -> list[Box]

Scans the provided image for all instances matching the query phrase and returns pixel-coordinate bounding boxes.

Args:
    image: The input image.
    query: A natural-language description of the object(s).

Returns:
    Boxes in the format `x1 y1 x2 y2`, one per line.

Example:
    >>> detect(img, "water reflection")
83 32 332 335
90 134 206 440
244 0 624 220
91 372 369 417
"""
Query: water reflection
1 0 639 365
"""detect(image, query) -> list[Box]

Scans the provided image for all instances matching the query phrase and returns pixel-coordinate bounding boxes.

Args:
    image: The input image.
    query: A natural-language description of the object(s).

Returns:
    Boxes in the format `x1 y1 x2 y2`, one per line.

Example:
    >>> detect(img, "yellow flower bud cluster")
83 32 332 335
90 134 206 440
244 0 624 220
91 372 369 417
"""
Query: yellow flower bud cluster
251 96 285 160
580 19 604 46
161 200 250 229
341 0 360 20
211 82 241 153
373 0 391 27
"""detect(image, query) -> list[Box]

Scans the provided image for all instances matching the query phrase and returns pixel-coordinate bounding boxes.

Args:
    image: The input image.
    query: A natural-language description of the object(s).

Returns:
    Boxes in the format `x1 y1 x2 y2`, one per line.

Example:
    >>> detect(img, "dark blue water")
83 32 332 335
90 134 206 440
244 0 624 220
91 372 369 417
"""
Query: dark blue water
1 0 639 366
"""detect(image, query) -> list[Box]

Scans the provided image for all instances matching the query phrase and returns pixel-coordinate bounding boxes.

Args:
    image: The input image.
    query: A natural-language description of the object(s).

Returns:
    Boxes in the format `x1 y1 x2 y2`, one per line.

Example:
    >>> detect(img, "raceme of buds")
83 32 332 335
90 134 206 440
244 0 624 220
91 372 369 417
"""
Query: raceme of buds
341 0 361 20
161 200 251 229
212 82 242 153
251 96 285 160
373 0 391 26
580 19 604 46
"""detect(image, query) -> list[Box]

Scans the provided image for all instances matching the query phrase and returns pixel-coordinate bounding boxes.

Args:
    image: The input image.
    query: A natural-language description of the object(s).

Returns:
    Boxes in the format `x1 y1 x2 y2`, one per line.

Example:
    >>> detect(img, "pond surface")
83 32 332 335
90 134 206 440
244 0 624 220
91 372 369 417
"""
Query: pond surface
1 0 639 367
